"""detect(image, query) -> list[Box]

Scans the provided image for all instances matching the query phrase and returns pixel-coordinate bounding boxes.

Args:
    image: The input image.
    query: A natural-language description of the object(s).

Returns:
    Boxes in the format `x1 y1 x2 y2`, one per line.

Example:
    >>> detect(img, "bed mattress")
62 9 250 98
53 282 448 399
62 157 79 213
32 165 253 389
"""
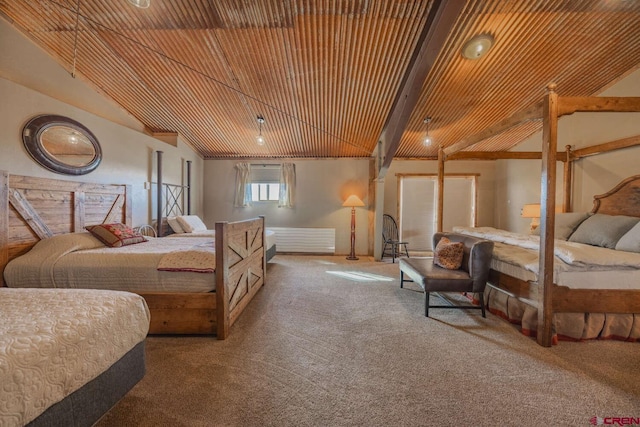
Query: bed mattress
455 227 640 290
0 288 150 426
4 232 217 293
166 228 277 250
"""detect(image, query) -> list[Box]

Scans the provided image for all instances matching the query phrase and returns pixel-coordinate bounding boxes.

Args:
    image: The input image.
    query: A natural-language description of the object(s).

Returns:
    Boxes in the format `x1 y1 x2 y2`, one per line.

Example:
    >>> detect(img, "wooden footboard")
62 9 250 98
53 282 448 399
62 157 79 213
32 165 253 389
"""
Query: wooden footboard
1 171 266 339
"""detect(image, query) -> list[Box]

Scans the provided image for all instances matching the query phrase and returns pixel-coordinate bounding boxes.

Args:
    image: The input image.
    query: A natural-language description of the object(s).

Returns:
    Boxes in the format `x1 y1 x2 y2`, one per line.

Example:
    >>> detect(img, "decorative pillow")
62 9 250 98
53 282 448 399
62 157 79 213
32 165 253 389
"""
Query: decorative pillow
167 216 185 234
433 237 464 270
176 215 207 233
85 223 146 247
568 213 640 249
615 222 640 253
532 212 591 240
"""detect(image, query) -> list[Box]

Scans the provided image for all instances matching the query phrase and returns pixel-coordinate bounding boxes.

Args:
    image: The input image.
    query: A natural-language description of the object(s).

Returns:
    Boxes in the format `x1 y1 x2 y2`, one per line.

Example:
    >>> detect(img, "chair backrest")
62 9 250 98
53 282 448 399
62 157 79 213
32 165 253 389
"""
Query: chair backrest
382 214 400 242
433 232 494 292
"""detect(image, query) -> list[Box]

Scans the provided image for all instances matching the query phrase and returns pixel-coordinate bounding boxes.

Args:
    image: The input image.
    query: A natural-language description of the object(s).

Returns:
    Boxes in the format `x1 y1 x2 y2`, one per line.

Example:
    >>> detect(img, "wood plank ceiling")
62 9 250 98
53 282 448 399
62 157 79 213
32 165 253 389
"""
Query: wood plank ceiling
1 0 639 159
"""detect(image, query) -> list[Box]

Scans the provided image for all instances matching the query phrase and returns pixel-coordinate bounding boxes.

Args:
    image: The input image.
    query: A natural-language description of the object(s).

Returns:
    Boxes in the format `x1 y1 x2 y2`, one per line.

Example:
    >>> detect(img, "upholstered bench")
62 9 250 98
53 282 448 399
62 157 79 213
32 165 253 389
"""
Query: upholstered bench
399 232 494 317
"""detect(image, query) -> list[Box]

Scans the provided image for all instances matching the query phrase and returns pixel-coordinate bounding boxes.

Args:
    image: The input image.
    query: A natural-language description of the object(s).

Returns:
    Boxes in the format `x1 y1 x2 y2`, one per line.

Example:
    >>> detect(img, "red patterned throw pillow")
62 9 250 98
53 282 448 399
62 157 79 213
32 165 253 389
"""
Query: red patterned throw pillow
85 223 146 247
433 237 464 270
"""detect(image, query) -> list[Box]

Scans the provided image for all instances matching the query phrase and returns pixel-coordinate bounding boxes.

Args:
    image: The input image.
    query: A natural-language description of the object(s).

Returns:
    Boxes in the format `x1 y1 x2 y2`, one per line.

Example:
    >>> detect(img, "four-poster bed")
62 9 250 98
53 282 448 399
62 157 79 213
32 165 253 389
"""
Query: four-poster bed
0 171 266 339
438 84 640 346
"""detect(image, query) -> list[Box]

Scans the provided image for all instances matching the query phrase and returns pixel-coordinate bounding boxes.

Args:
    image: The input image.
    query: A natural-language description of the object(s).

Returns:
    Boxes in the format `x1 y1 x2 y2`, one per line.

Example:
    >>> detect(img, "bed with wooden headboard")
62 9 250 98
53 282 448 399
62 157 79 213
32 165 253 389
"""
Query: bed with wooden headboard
454 174 640 344
0 171 266 339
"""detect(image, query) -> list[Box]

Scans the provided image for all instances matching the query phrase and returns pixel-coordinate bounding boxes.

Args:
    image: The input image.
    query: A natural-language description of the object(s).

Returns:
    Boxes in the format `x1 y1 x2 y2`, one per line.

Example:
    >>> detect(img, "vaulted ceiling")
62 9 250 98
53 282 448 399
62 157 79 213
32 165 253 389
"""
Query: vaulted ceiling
1 0 639 159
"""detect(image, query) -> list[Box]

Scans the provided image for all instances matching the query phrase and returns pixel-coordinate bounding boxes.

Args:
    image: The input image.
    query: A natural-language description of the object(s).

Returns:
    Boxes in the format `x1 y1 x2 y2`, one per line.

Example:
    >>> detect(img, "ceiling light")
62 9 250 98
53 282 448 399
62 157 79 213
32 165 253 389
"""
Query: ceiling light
256 115 265 146
423 117 432 146
128 0 150 8
461 34 494 60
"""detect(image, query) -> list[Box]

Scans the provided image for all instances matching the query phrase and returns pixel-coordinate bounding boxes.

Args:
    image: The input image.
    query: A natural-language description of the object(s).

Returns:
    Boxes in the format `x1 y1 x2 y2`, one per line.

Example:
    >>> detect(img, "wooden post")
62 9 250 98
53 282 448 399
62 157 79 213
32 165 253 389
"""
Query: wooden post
437 146 445 232
186 160 192 215
563 145 572 213
538 84 559 347
0 171 8 287
215 220 229 339
156 151 163 236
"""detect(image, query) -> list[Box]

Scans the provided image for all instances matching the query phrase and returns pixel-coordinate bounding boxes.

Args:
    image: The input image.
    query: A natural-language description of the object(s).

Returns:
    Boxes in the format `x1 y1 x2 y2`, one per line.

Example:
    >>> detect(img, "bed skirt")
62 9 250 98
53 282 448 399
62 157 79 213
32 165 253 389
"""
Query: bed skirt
27 341 146 427
483 285 640 343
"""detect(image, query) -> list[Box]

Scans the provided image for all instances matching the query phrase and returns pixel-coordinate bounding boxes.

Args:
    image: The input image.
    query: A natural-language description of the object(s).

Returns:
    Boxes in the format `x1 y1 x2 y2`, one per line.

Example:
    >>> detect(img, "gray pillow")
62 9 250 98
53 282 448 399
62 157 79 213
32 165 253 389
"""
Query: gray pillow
615 222 640 253
568 213 640 249
532 212 590 240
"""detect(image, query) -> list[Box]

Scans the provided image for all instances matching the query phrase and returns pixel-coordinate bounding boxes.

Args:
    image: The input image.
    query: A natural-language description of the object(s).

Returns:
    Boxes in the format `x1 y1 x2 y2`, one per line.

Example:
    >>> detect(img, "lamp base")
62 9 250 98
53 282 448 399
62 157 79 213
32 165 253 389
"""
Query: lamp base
346 256 359 261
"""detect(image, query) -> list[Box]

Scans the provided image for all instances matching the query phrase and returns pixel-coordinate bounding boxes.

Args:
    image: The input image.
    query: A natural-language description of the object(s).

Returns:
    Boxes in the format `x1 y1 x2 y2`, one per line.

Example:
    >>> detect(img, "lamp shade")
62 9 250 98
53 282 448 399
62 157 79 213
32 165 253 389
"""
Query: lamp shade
343 195 365 207
521 203 541 218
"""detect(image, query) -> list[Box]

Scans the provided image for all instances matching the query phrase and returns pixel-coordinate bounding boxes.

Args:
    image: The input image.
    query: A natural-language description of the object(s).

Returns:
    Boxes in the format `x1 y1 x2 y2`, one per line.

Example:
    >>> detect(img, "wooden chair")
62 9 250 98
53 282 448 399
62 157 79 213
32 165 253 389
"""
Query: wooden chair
399 232 494 317
382 214 409 263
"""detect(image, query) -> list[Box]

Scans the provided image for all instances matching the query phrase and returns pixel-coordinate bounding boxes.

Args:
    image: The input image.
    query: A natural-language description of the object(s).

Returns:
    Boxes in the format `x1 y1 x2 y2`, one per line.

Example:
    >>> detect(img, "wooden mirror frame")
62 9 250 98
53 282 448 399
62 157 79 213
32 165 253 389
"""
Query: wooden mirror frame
22 114 102 175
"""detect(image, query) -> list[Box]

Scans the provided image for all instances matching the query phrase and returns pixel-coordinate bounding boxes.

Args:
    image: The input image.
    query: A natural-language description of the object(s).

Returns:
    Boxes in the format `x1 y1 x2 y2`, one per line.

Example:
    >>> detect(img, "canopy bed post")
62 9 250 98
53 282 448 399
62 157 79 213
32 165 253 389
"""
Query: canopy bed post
186 160 192 215
156 150 163 237
563 145 572 213
437 146 445 232
538 83 559 347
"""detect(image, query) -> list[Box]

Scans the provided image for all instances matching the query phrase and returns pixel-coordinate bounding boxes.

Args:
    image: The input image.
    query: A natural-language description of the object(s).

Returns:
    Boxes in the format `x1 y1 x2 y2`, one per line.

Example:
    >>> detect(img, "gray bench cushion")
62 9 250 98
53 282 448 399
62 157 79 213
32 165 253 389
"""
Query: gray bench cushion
399 258 473 292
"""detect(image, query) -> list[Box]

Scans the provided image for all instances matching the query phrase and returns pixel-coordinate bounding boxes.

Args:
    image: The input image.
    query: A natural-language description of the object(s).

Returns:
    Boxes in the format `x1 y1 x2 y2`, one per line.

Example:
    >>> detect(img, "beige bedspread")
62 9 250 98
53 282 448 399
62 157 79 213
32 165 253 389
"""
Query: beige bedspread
4 232 217 292
0 288 150 426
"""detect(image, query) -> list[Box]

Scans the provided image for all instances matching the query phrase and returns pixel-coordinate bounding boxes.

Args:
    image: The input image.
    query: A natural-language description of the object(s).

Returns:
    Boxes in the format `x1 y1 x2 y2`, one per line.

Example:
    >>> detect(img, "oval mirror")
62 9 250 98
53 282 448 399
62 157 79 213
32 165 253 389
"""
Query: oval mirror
22 115 102 175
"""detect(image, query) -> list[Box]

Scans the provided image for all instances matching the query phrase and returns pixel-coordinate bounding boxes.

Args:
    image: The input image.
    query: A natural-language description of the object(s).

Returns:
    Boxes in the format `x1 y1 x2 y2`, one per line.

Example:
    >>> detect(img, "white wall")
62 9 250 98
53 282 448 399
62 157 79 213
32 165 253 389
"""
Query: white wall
203 159 371 256
496 68 640 234
0 18 203 227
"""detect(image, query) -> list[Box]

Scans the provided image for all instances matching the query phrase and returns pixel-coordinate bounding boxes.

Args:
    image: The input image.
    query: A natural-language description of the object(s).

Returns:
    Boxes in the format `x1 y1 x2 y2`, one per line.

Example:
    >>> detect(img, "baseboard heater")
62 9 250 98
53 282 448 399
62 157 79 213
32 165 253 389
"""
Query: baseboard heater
268 227 335 254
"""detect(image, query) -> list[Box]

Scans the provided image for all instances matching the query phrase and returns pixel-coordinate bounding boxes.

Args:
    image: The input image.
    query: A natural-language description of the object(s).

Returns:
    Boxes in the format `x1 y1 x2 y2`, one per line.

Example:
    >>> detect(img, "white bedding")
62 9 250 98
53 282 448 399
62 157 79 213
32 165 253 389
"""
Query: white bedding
454 226 640 290
4 232 217 292
0 288 150 426
167 228 277 251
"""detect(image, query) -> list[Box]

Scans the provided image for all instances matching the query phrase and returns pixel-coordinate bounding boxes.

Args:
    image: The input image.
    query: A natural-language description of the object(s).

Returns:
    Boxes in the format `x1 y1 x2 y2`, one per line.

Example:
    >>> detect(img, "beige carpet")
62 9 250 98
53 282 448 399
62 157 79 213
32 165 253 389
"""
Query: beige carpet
97 255 640 427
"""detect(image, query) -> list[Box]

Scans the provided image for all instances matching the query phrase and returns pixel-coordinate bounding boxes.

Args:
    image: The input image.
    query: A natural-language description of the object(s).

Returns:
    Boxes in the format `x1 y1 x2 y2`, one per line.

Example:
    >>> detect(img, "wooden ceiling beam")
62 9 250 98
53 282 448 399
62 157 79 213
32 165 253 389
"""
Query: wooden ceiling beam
377 0 465 178
443 101 542 158
558 97 640 117
448 151 567 161
572 134 640 159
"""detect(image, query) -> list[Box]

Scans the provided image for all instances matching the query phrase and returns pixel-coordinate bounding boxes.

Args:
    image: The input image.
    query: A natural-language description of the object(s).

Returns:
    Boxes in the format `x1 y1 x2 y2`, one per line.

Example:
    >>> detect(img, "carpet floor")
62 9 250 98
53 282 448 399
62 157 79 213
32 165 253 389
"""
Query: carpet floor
97 255 640 427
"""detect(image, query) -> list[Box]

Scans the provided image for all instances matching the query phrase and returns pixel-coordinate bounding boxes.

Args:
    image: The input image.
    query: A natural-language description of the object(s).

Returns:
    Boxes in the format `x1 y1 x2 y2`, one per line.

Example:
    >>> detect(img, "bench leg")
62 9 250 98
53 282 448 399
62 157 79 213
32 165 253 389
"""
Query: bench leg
400 271 404 288
425 292 430 317
479 292 486 318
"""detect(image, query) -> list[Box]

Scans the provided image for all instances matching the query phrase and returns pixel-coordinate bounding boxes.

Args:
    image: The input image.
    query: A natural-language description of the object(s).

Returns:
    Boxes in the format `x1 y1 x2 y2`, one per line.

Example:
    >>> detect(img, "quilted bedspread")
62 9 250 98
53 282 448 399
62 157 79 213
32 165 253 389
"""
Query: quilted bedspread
0 288 150 426
3 232 217 292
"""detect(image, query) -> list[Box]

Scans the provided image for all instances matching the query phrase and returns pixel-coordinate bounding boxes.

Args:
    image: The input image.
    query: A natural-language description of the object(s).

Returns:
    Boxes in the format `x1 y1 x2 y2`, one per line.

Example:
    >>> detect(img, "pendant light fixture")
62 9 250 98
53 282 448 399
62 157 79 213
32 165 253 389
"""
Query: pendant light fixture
423 117 432 146
128 0 150 8
256 115 265 146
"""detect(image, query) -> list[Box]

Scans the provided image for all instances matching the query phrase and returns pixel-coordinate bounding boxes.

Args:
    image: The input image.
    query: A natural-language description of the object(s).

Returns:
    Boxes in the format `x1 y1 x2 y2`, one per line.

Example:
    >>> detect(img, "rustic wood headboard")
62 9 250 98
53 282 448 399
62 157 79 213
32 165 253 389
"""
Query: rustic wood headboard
0 171 131 286
591 174 640 217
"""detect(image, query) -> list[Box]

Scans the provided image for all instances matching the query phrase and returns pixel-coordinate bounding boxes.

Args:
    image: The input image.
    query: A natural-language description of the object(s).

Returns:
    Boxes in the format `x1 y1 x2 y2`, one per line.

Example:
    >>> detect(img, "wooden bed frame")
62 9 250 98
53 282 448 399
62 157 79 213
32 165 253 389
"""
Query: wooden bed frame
435 84 640 346
0 171 266 339
487 174 640 341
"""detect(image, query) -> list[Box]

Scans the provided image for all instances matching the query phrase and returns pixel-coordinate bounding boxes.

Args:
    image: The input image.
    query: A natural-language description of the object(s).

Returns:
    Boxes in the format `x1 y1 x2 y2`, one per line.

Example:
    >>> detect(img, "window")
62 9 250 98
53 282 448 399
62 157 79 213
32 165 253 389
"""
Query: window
250 165 280 202
251 183 279 201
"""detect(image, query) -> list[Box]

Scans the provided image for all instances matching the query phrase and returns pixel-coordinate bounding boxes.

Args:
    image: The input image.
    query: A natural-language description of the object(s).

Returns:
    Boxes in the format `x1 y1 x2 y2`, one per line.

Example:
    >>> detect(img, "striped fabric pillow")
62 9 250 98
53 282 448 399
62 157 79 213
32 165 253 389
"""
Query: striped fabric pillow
85 223 146 247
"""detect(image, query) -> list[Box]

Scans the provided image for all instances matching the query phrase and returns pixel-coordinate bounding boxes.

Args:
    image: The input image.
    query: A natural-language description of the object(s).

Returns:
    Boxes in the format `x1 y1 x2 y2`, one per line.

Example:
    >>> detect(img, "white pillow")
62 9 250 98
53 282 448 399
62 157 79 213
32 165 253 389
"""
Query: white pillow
167 216 185 234
176 215 207 233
